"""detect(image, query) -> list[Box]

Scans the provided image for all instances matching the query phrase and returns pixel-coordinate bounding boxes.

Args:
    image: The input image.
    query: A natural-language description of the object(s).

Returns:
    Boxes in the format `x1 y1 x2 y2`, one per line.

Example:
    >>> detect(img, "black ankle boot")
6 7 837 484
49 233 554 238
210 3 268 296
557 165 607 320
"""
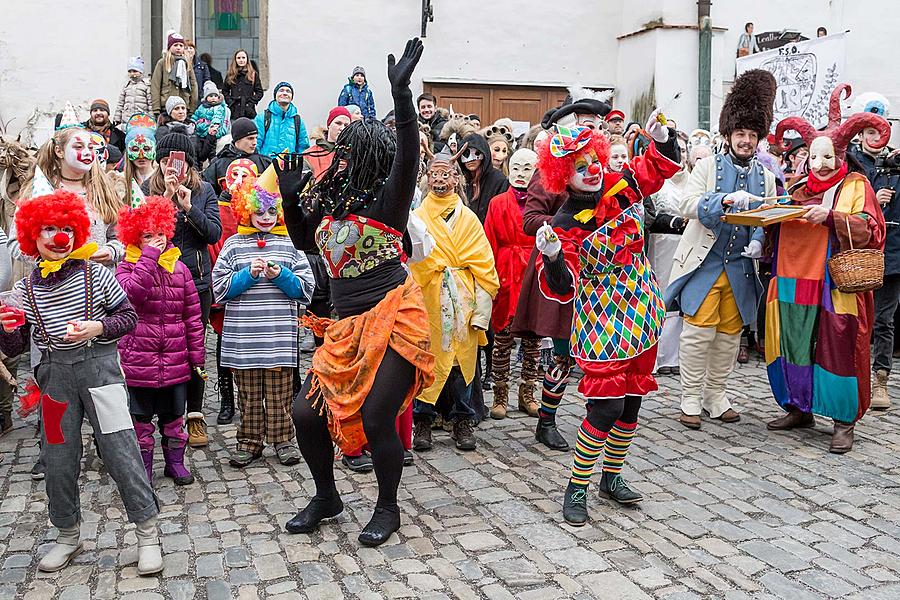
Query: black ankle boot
598 472 643 504
358 505 401 547
216 367 235 425
562 482 588 526
535 417 569 451
285 494 344 534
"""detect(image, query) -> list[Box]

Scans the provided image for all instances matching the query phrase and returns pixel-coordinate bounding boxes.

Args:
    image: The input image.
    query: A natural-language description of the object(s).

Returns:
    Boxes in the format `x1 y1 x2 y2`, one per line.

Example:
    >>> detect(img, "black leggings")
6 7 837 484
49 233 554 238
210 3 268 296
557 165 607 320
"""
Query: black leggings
586 395 642 433
292 347 415 508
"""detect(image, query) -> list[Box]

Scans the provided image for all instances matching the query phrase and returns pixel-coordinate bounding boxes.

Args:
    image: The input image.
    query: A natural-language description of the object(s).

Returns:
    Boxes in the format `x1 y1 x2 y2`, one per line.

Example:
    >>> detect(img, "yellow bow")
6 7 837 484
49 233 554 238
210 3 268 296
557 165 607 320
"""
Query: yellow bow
124 245 183 273
39 242 99 278
236 225 288 236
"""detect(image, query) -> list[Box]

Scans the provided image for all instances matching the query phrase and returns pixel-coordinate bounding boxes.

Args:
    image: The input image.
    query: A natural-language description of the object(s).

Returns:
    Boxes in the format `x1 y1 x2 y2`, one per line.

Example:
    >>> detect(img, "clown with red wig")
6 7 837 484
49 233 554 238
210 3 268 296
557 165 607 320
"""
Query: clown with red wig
766 85 889 453
0 190 163 575
115 195 206 487
531 110 681 525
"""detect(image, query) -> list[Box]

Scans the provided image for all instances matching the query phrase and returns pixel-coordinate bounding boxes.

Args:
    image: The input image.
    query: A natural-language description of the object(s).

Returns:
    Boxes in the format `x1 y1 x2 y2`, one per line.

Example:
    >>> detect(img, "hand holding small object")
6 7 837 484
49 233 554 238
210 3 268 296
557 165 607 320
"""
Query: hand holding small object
645 108 669 143
250 258 266 278
803 205 830 225
65 320 103 342
264 261 281 279
723 190 759 211
536 222 561 260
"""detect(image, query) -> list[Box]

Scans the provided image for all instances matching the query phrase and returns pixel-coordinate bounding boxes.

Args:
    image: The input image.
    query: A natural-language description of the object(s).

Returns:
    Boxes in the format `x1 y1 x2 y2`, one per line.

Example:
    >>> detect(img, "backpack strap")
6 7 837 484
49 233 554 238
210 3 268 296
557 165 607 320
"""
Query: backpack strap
294 115 302 152
261 109 272 147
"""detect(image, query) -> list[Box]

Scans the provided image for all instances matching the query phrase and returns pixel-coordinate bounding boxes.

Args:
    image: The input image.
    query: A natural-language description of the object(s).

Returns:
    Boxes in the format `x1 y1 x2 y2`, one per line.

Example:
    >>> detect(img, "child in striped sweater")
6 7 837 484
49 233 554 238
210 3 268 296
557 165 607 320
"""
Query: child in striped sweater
211 166 314 468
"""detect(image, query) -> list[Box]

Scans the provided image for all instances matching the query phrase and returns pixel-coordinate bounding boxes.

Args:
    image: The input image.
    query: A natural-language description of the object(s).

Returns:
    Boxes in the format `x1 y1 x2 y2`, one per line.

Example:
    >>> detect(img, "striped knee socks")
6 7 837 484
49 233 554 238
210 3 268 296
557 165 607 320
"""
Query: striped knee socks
602 420 637 474
569 419 608 488
539 361 570 420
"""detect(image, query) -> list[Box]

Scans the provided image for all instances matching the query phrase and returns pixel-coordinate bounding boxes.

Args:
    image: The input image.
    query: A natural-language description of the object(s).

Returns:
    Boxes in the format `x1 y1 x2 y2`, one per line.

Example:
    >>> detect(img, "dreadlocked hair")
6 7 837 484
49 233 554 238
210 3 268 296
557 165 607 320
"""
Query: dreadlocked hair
303 119 396 218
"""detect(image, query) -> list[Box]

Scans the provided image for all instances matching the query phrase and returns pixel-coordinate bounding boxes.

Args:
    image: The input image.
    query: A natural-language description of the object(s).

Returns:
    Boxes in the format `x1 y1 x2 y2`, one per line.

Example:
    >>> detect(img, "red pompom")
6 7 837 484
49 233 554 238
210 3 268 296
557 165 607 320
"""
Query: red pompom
257 239 266 248
52 232 70 247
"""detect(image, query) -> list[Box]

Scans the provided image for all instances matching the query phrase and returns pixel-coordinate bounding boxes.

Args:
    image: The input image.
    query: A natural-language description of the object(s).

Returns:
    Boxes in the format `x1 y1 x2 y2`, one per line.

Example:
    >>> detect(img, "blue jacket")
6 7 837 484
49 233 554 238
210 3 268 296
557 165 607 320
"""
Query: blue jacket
254 100 310 158
849 145 900 275
338 81 376 120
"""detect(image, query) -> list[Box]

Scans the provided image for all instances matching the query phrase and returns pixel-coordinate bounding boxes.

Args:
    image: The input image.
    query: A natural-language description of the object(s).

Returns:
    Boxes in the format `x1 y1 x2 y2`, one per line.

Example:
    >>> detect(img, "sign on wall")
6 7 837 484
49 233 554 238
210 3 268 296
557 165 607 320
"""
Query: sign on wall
737 33 847 130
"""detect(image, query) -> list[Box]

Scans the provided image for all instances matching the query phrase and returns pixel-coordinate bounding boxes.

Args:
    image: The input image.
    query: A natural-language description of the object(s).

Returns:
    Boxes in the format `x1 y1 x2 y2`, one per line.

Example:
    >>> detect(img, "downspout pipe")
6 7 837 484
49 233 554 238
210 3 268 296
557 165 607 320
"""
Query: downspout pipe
698 0 712 130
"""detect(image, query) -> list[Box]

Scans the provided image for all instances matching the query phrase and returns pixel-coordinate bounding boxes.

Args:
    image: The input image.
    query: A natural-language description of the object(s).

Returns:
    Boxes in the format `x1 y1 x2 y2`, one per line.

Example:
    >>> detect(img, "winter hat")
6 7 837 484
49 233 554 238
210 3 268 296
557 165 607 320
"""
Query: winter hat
156 123 196 167
203 80 220 99
719 69 776 140
128 56 145 73
273 81 293 100
165 95 186 115
230 117 257 143
352 66 366 78
167 32 185 49
90 99 110 114
327 106 351 127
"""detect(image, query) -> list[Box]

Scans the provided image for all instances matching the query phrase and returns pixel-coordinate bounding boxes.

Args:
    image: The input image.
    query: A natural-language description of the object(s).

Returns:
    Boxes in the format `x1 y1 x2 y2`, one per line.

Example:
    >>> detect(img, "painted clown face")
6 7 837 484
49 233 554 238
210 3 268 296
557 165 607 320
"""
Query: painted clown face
507 149 537 189
64 131 95 173
570 148 604 193
490 140 509 170
37 225 76 261
250 206 279 232
809 136 838 179
127 132 156 162
427 161 460 197
225 158 259 191
88 133 108 167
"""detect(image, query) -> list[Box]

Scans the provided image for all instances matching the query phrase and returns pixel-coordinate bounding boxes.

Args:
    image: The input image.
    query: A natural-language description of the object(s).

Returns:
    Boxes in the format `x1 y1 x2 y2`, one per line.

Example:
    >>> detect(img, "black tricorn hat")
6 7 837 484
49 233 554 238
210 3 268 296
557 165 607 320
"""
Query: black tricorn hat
541 99 611 130
719 69 777 139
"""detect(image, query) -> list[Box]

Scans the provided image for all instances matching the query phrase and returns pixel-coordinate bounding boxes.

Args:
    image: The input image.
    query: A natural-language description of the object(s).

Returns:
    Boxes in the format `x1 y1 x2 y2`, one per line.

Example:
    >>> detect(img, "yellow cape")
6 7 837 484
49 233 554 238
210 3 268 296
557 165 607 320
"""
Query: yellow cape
409 192 499 405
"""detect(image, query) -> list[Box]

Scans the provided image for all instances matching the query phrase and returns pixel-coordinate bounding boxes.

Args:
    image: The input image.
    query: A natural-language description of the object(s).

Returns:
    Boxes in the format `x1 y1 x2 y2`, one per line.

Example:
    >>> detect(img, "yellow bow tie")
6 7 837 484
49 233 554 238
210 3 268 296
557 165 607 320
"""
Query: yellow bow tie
39 242 99 278
125 245 182 273
236 224 288 236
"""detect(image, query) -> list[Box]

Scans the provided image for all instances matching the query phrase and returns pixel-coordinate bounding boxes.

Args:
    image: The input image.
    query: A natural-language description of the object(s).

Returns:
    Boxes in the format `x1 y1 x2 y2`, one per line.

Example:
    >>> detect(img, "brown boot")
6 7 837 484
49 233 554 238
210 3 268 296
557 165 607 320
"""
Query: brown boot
186 413 208 447
517 382 539 417
830 421 854 454
871 369 890 410
490 383 509 420
767 410 815 430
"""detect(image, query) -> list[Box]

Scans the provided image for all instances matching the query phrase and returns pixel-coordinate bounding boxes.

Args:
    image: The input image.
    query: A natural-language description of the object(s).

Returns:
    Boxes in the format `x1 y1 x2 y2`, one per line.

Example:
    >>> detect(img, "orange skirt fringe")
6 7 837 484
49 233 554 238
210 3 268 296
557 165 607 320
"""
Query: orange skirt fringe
301 277 435 453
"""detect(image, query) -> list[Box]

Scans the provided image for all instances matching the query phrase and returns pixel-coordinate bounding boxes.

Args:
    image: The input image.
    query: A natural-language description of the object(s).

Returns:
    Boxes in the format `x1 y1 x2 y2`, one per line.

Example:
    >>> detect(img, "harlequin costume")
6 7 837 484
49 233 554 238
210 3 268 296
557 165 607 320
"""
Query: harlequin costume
484 148 541 419
211 165 315 468
0 190 162 575
666 70 778 430
280 39 435 547
766 85 889 453
532 118 680 526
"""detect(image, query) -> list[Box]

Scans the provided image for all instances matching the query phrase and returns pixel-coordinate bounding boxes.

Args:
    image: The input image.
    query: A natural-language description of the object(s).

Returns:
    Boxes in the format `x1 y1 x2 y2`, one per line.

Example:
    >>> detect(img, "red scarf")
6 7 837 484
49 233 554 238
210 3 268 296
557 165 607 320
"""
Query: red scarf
806 161 848 194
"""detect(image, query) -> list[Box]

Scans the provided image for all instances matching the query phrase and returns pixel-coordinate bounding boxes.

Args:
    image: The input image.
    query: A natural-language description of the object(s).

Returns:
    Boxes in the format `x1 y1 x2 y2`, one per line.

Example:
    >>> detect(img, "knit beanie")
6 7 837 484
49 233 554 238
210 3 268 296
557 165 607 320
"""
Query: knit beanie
273 81 293 100
203 80 220 99
128 56 145 73
352 66 366 78
327 107 351 127
231 117 257 143
156 124 196 167
165 95 186 115
90 99 110 114
167 32 185 49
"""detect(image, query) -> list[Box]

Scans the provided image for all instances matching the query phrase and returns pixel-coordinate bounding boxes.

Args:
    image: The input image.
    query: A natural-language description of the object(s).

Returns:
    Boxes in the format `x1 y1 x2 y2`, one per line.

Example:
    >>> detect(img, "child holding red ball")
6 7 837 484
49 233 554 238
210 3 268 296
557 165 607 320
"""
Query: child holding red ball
115 194 206 486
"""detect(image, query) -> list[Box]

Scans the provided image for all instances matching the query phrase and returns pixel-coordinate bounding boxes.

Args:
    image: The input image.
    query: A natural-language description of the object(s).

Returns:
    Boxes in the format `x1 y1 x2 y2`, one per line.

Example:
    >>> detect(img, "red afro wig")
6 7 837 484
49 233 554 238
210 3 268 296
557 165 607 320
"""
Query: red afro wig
116 196 177 247
536 128 611 195
15 190 91 258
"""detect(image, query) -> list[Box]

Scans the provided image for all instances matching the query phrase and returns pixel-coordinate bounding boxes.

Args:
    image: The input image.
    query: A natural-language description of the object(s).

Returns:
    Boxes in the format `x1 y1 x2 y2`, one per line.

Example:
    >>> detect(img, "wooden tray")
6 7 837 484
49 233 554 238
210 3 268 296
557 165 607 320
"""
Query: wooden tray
721 204 809 227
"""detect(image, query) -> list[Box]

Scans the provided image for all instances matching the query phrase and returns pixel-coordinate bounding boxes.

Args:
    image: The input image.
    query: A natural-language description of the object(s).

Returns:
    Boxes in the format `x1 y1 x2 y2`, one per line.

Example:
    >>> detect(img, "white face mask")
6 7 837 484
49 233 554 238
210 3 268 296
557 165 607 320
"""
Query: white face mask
461 148 483 164
569 149 604 193
809 136 837 176
507 149 537 189
64 132 95 173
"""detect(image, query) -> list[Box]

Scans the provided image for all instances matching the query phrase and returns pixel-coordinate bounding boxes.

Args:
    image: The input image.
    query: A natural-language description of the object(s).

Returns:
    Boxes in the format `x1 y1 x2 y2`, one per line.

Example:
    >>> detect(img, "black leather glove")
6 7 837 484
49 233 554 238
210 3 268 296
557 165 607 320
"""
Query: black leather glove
387 38 424 95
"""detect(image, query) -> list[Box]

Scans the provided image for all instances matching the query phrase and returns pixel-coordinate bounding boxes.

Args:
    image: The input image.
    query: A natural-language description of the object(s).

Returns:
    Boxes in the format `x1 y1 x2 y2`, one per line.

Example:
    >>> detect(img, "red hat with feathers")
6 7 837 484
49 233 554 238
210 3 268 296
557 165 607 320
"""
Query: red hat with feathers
775 84 891 161
15 190 91 258
117 196 177 247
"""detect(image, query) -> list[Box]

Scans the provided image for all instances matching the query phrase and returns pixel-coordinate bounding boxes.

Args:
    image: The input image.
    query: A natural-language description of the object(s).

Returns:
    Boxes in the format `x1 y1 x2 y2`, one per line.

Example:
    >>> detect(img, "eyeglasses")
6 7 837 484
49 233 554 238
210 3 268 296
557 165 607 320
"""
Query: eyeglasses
39 226 75 239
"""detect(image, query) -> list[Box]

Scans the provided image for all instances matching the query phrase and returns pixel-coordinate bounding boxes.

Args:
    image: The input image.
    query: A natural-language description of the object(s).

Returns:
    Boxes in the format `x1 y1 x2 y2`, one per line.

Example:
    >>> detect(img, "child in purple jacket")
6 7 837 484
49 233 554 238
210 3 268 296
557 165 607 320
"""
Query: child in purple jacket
116 195 206 486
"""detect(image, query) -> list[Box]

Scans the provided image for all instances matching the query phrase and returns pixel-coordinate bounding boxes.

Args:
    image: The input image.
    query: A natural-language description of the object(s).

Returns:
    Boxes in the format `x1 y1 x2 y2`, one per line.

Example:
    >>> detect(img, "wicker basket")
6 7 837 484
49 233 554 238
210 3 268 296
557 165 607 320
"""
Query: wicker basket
827 217 884 293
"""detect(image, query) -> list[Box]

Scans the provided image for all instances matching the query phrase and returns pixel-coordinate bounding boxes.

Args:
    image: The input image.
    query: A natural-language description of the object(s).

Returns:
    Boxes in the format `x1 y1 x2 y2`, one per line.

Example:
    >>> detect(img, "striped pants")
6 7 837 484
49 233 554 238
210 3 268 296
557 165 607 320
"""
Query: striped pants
233 368 295 453
491 324 541 403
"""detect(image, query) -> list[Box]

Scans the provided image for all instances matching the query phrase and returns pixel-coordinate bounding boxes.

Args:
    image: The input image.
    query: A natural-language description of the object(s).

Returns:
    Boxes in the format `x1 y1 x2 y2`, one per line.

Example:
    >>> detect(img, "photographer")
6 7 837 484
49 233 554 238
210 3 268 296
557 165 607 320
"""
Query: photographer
849 127 900 409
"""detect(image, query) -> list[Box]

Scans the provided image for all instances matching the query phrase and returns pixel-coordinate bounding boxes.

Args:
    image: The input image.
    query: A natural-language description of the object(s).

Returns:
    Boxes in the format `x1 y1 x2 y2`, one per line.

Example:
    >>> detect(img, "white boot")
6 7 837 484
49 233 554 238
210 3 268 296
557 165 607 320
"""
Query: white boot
702 331 742 419
135 516 163 575
678 323 717 417
872 369 891 410
38 524 82 572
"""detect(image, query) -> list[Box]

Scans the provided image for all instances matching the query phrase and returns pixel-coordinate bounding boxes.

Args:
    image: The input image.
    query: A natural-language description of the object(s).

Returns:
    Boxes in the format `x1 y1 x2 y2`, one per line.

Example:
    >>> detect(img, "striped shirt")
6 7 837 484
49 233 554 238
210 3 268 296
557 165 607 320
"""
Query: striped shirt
16 261 128 352
212 232 314 369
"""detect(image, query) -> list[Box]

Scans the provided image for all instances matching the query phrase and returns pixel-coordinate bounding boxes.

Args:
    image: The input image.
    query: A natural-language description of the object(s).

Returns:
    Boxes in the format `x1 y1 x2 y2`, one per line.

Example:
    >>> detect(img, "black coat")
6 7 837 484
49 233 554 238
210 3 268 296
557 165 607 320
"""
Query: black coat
458 133 509 223
223 71 264 120
202 144 272 196
192 57 211 92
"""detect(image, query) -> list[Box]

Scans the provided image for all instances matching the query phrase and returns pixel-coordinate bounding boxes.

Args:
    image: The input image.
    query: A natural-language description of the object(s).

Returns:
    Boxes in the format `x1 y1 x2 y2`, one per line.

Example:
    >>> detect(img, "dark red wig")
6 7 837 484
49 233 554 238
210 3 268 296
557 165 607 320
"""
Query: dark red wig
536 129 611 195
775 83 891 160
15 190 91 258
117 196 177 247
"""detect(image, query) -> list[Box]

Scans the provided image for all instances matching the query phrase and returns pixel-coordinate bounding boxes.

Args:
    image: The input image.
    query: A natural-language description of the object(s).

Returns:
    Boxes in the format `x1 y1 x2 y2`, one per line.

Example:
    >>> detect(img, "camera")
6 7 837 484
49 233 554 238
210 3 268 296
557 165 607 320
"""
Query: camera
875 151 900 173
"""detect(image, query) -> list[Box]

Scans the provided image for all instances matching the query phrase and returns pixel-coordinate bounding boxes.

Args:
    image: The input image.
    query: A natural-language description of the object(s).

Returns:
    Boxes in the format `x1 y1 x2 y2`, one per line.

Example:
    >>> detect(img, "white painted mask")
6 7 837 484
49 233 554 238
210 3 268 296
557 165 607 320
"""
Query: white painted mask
569 148 604 193
508 148 537 189
809 136 837 177
64 131 95 173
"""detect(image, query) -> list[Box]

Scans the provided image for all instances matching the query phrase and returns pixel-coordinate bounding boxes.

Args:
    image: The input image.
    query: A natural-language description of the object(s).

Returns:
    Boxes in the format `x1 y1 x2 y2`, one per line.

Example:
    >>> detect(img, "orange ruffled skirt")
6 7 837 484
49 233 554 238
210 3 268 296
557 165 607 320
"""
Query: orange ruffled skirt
301 277 435 453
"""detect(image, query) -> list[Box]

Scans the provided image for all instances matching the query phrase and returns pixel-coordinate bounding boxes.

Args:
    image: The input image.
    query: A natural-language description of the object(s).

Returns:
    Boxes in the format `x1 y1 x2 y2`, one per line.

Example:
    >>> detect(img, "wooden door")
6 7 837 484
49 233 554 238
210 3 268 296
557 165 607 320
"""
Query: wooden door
424 83 572 127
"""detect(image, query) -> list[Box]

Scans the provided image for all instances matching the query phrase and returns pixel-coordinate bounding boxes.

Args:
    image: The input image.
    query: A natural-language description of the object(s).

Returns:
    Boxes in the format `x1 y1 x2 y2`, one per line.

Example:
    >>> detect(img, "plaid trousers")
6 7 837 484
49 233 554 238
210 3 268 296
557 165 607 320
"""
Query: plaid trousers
232 368 295 453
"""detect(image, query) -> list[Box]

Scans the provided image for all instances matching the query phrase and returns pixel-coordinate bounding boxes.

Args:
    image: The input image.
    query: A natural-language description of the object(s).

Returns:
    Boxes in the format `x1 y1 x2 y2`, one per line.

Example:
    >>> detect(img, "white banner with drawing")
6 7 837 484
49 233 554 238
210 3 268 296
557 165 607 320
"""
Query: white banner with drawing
737 33 847 130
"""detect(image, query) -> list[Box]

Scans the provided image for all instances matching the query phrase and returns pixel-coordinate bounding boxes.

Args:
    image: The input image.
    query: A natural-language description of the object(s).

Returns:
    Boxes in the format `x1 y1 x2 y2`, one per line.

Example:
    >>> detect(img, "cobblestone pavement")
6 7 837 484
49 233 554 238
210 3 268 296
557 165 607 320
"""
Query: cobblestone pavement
1 344 900 600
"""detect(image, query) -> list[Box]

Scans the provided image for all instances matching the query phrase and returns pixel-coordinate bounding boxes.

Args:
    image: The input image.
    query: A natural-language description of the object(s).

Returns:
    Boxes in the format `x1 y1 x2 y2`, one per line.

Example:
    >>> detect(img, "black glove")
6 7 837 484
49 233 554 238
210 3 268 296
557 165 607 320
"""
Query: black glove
387 38 424 95
273 153 312 209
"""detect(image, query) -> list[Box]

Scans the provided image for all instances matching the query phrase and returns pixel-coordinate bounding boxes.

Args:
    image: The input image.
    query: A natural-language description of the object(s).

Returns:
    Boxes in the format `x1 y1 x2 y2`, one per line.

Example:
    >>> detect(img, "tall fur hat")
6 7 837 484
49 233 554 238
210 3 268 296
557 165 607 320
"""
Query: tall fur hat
719 69 777 139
